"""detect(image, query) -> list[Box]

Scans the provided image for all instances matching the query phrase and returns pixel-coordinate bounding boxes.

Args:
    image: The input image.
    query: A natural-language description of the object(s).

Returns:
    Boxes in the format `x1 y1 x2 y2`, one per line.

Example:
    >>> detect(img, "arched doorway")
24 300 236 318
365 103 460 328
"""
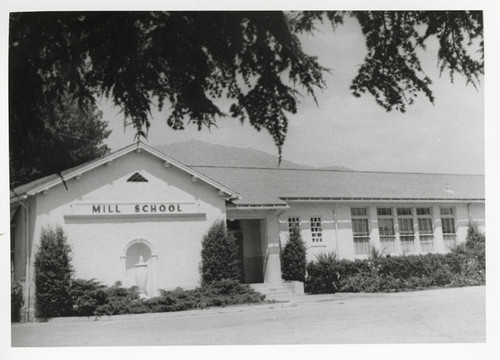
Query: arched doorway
123 240 156 296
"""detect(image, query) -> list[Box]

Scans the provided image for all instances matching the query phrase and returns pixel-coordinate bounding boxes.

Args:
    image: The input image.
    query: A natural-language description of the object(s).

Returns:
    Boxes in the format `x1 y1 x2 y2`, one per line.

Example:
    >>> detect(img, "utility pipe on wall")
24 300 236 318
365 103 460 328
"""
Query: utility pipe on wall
333 204 339 257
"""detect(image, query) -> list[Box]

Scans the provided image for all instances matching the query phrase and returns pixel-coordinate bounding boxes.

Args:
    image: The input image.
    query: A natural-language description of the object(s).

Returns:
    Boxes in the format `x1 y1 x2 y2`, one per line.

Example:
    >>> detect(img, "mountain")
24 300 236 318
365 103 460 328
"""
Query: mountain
154 140 351 170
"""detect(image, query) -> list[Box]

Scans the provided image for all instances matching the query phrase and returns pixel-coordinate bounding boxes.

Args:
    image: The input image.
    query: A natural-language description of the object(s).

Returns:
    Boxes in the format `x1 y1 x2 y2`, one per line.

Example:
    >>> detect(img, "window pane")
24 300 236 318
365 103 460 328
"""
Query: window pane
401 236 415 253
288 217 300 233
420 235 434 251
441 218 455 234
378 218 395 236
397 208 412 216
354 238 370 255
418 218 433 234
416 208 431 216
310 217 323 242
380 236 396 253
352 219 369 236
440 207 454 216
377 207 392 216
351 208 367 217
398 218 414 234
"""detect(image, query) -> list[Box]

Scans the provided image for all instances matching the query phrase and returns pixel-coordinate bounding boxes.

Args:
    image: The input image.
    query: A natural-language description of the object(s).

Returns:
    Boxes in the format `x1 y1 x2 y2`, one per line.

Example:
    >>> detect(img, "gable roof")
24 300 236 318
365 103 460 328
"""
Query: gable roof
190 166 485 206
11 143 485 206
10 142 240 203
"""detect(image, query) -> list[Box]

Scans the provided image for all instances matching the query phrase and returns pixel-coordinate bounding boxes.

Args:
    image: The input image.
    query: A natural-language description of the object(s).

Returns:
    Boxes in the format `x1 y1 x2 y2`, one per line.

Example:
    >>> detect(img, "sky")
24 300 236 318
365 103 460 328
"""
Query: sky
101 15 485 175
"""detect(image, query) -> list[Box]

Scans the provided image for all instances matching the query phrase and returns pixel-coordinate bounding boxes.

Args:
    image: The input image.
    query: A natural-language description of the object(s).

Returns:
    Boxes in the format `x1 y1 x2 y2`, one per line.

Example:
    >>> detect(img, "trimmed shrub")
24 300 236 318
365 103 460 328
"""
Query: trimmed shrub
306 224 485 294
305 252 340 294
11 282 24 322
282 226 307 282
69 279 108 317
144 279 265 313
94 282 147 316
34 225 74 318
200 220 240 285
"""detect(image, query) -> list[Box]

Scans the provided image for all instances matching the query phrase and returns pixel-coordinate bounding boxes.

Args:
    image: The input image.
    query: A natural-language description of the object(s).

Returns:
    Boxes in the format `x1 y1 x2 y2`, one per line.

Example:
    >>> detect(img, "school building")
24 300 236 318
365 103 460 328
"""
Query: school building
10 142 485 320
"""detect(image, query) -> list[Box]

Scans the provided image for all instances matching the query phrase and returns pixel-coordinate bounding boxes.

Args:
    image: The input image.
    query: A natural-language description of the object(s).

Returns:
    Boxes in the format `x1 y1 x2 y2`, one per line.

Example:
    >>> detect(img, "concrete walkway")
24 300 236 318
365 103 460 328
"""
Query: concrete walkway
11 286 485 346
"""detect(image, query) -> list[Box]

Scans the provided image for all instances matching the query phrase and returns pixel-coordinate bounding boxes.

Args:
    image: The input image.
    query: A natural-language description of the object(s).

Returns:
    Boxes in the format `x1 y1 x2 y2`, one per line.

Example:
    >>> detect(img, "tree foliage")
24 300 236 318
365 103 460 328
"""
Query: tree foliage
200 220 241 285
282 225 307 282
34 226 74 318
9 11 483 166
9 89 111 188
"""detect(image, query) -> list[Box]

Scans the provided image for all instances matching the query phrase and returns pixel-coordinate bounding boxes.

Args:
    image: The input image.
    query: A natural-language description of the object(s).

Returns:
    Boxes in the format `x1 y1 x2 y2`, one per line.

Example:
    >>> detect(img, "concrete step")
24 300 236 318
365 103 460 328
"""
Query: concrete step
250 281 304 300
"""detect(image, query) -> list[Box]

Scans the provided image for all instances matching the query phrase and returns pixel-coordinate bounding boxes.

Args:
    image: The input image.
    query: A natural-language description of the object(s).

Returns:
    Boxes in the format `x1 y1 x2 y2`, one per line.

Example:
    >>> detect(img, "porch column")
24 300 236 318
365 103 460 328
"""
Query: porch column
264 213 282 283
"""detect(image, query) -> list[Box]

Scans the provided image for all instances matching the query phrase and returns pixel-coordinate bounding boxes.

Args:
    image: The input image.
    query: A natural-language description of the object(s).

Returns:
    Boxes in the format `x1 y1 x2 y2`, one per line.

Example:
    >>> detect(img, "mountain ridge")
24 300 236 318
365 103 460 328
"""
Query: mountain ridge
154 140 351 171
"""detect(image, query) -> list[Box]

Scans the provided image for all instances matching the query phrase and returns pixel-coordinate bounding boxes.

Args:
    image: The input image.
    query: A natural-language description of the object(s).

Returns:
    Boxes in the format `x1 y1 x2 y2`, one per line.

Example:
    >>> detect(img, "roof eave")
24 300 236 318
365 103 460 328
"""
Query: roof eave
10 142 241 200
281 197 485 203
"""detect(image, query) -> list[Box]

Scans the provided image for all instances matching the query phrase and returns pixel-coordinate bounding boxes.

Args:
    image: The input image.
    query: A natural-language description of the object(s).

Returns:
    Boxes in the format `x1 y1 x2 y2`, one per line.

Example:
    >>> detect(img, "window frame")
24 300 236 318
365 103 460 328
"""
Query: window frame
416 207 434 252
310 216 323 243
351 207 371 256
377 207 396 254
440 207 457 249
397 207 416 254
287 216 301 235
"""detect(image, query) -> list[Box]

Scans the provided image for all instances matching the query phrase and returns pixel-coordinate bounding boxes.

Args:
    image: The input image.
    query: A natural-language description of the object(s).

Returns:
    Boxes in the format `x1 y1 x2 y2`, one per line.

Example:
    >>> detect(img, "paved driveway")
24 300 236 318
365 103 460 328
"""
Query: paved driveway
11 286 485 346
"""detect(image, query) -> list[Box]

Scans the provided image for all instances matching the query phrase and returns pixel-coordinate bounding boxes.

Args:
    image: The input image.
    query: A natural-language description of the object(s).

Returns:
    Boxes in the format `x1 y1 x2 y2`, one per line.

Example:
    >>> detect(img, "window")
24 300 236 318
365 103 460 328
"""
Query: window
397 207 415 253
417 208 434 252
440 207 456 249
288 217 300 234
310 217 323 243
351 208 370 255
377 208 395 253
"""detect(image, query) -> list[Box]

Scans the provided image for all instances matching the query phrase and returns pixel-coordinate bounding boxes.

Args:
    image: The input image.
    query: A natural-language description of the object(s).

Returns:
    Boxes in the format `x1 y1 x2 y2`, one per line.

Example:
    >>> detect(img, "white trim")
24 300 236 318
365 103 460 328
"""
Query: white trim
282 197 485 203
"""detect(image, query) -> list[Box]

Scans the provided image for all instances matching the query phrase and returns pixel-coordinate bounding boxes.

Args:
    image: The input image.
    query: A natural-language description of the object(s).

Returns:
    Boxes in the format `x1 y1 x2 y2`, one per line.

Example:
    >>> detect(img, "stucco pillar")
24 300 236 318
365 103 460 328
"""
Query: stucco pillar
264 213 282 283
433 205 446 253
369 205 380 251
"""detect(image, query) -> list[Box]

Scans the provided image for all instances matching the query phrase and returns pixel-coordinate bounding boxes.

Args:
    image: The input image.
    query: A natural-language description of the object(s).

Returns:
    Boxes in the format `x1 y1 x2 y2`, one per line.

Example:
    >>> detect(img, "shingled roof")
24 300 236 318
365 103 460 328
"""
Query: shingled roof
11 143 485 206
191 166 485 206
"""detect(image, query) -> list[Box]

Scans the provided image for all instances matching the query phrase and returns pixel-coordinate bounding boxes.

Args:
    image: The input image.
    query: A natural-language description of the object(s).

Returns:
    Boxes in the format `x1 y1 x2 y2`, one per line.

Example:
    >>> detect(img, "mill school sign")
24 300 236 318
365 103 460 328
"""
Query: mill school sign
65 202 201 217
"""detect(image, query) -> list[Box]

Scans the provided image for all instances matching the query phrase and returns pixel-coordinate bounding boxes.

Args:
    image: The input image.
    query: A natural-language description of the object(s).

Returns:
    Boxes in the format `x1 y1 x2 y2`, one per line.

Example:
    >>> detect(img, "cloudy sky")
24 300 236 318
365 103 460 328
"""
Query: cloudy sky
102 15 484 175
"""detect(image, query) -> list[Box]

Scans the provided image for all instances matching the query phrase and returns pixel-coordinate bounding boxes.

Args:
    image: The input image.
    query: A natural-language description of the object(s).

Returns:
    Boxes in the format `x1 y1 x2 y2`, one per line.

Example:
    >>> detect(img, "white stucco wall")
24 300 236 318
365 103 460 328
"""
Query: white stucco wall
30 151 227 296
279 201 485 262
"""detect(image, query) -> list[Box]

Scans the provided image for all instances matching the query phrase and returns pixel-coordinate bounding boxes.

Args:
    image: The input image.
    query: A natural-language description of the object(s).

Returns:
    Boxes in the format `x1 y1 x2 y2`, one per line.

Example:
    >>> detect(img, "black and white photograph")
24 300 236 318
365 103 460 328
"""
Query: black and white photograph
2 0 499 358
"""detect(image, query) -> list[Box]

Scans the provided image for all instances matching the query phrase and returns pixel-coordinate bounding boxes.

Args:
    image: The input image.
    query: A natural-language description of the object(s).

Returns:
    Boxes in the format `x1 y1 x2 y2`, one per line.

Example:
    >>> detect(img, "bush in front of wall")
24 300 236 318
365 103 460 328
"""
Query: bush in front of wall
11 282 24 322
282 225 307 282
306 224 485 294
200 220 241 285
34 225 74 318
94 282 148 316
144 279 265 313
69 278 108 317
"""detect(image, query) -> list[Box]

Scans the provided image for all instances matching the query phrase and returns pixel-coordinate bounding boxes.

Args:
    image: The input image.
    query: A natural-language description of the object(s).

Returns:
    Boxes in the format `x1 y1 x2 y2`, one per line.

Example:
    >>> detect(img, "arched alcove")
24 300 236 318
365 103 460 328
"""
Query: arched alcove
122 239 156 297
125 242 152 270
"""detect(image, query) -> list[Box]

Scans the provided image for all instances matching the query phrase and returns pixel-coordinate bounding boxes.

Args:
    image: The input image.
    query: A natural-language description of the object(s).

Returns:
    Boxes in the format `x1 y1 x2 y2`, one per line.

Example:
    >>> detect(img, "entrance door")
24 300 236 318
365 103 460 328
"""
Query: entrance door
228 219 264 283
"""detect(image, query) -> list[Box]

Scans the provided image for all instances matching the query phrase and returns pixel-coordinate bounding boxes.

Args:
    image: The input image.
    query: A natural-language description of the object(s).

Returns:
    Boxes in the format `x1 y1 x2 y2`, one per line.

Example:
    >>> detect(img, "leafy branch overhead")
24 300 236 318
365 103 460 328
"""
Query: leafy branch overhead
10 11 483 169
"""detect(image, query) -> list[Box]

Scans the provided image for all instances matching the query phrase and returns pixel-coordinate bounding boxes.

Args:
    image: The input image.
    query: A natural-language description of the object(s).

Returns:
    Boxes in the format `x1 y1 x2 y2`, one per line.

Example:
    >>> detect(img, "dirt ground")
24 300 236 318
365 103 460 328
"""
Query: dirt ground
11 286 485 346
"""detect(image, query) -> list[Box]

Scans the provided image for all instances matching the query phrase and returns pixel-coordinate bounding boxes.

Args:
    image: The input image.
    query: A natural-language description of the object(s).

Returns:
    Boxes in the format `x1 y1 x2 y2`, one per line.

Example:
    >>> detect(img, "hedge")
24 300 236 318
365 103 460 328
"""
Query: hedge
66 279 265 317
306 225 485 294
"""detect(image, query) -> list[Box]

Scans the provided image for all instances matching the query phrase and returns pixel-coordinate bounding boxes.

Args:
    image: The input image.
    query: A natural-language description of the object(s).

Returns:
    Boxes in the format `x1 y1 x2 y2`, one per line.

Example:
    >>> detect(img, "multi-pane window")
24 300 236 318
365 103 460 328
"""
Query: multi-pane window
288 217 300 234
397 207 415 253
351 208 370 255
440 207 456 249
310 217 323 243
417 208 434 252
377 208 395 253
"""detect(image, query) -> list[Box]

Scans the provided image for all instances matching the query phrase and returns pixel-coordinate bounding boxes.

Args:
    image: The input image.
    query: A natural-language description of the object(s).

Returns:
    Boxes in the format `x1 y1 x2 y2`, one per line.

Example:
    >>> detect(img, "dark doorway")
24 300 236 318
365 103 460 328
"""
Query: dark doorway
227 219 264 283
